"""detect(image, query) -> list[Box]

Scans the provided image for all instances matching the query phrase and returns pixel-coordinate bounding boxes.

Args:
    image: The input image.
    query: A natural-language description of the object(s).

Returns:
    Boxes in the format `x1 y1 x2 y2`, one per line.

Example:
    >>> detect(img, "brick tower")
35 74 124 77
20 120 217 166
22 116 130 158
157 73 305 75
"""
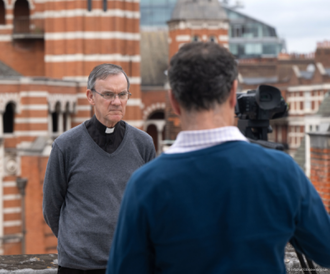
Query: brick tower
165 0 229 140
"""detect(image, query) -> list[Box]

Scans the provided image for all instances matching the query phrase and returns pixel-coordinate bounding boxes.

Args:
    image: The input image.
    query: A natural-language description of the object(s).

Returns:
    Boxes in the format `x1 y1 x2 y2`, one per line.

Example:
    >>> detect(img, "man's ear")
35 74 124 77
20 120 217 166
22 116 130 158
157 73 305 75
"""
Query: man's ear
228 80 237 109
86 89 95 106
168 90 181 116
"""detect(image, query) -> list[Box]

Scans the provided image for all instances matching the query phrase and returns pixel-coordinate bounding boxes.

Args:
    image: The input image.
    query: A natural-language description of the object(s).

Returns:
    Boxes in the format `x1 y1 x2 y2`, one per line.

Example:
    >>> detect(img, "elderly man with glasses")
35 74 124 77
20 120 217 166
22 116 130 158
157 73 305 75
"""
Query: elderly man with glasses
43 64 156 274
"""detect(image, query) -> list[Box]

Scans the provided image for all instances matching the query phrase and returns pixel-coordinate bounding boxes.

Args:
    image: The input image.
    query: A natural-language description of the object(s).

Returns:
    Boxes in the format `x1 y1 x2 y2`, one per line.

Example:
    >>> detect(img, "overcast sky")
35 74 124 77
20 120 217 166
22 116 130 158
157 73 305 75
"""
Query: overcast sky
228 0 330 54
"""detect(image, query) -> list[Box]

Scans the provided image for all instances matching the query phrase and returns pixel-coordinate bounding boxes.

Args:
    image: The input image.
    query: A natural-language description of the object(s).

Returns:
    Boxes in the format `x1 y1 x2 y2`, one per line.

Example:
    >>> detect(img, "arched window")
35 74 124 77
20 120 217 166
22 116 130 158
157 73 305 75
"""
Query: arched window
13 0 30 33
52 102 60 133
192 35 199 42
146 111 165 154
103 0 107 12
3 102 15 133
209 36 216 43
0 0 5 25
87 0 92 11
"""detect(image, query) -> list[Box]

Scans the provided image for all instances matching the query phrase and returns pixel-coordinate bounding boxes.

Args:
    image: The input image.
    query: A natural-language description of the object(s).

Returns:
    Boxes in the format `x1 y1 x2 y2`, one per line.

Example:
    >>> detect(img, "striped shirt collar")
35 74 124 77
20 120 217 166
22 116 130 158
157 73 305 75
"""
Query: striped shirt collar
165 126 248 154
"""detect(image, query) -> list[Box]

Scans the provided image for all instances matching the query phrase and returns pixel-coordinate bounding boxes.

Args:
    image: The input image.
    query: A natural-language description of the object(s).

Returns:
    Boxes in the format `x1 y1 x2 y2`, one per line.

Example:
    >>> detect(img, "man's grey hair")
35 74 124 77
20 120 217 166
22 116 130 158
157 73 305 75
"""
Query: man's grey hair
87 64 130 90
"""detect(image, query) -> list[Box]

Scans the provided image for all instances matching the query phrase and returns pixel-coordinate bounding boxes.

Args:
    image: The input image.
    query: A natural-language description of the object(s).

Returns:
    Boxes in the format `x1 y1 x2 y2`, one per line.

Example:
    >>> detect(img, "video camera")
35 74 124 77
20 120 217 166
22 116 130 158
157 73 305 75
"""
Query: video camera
235 85 288 150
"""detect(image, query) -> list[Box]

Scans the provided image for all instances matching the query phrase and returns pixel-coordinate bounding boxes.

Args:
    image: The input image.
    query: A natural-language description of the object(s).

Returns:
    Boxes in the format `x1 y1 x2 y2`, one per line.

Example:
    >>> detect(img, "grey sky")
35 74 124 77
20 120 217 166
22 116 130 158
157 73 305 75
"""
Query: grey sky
229 0 330 53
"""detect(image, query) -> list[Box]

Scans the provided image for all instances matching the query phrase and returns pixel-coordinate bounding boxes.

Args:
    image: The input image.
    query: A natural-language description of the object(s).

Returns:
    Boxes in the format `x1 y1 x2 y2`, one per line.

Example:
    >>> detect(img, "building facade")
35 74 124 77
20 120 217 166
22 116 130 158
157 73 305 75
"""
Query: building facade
0 0 141 254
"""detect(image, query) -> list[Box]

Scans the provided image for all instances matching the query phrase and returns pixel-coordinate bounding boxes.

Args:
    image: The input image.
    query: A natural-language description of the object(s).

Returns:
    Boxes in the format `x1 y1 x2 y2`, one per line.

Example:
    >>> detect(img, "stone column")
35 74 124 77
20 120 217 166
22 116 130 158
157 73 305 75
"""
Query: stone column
0 112 3 138
67 113 72 130
48 112 52 136
308 132 330 213
58 112 63 135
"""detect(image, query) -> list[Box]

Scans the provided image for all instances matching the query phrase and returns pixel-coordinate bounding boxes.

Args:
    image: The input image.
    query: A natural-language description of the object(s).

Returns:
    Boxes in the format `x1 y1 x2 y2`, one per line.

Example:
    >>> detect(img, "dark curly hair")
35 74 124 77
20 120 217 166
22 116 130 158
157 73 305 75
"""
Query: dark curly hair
168 42 238 111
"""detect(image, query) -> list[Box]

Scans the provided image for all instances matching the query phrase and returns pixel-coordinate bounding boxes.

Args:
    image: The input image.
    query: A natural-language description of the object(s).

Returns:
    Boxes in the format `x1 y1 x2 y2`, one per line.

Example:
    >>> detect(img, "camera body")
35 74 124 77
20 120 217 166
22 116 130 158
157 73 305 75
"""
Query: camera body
235 85 288 146
235 85 287 121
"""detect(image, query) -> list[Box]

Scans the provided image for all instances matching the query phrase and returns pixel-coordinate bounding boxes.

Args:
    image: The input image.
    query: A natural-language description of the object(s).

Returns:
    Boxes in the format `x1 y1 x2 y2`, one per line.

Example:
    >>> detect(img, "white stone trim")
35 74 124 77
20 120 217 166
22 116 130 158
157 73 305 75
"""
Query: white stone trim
218 35 228 42
45 54 141 63
20 91 48 97
316 62 326 75
20 105 48 111
3 181 16 187
48 94 77 112
32 9 140 19
127 98 142 106
124 120 143 127
14 130 49 136
3 194 21 201
0 35 11 42
0 24 13 30
288 84 330 92
143 102 166 120
0 93 20 113
176 35 190 42
3 220 22 227
45 32 140 41
15 118 48 123
73 117 89 123
168 21 229 31
3 207 21 214
76 105 91 111
77 94 88 99
63 76 141 84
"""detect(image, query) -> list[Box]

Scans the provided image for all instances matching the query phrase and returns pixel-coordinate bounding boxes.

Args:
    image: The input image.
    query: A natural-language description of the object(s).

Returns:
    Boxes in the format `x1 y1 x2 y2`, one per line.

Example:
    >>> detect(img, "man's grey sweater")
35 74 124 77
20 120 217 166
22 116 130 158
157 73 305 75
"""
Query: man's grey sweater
43 122 156 270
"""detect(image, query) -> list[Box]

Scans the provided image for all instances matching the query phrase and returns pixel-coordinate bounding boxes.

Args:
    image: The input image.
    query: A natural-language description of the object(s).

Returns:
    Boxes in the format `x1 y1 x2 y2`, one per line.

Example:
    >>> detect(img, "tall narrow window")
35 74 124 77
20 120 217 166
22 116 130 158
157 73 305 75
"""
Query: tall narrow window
3 102 15 133
87 0 92 11
0 0 5 25
52 102 61 133
103 0 107 12
13 0 30 33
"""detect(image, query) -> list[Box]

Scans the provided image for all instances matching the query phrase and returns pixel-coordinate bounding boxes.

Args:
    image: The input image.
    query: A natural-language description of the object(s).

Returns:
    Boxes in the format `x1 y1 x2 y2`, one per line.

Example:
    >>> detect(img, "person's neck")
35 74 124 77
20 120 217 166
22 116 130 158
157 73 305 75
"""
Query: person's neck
180 105 234 131
94 115 118 129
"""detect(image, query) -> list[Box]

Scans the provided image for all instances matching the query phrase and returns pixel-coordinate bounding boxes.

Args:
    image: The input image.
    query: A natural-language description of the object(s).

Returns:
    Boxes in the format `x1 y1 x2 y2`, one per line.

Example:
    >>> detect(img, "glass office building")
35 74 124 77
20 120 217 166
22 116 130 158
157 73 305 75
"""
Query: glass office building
224 7 286 58
140 0 177 28
140 0 286 58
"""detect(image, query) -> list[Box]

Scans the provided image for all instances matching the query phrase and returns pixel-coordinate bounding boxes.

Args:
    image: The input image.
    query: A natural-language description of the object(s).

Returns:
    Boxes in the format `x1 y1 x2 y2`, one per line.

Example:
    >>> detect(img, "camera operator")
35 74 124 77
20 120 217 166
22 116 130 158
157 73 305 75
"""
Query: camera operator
106 42 330 274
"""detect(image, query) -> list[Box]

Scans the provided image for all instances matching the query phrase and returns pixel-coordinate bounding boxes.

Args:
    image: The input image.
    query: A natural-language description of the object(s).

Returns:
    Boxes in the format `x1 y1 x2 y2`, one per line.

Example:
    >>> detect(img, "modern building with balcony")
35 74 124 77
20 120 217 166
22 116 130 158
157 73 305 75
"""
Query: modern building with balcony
223 5 286 58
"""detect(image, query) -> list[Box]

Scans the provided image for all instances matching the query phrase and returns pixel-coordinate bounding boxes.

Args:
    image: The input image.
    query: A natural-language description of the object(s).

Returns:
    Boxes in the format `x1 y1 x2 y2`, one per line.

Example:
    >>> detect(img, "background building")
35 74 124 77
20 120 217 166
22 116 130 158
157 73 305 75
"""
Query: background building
0 0 329 256
0 0 141 255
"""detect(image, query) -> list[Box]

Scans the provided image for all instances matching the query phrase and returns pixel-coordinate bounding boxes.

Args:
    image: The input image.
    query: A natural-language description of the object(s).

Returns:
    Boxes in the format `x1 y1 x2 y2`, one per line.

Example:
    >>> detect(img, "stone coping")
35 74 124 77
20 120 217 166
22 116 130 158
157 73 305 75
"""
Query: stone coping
0 249 328 273
0 254 57 273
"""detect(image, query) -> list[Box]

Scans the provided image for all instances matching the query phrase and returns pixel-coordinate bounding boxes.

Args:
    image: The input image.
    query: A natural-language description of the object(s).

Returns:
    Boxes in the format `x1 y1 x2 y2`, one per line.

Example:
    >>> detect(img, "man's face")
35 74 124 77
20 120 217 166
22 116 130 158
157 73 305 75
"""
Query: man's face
86 73 128 128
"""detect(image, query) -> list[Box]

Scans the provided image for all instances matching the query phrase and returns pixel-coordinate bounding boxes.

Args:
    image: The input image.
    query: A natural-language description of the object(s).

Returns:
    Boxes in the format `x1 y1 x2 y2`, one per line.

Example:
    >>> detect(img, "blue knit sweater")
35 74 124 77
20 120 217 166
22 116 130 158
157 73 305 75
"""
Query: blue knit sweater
107 141 330 274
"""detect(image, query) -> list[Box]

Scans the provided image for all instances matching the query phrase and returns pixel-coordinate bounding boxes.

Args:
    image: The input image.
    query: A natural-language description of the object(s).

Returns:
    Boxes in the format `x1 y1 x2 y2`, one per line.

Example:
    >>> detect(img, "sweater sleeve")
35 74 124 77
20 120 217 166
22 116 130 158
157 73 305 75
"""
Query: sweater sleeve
106 175 154 274
146 139 156 163
289 163 330 268
43 142 68 238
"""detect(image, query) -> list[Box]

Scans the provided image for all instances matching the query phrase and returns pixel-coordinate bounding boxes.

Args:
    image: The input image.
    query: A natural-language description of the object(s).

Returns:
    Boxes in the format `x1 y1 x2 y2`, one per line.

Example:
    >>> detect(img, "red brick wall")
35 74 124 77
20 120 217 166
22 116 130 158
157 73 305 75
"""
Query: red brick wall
310 146 330 213
21 155 57 254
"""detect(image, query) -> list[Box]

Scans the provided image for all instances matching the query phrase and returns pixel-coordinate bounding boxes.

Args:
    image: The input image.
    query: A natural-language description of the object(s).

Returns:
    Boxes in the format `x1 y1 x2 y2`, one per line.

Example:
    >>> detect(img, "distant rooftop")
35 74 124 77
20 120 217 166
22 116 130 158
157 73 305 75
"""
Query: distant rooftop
241 76 278 85
325 68 330 76
299 71 314 80
0 61 21 77
171 0 227 21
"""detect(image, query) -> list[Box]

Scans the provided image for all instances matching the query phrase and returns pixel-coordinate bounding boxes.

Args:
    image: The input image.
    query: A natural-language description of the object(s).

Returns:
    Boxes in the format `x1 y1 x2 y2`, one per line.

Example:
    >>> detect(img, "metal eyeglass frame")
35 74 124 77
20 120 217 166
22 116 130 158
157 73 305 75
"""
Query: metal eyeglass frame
91 88 131 101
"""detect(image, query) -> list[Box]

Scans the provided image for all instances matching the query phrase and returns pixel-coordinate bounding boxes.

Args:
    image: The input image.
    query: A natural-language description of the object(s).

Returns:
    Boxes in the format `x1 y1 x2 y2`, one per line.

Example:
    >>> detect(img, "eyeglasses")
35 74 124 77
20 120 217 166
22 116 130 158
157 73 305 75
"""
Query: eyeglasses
91 89 131 101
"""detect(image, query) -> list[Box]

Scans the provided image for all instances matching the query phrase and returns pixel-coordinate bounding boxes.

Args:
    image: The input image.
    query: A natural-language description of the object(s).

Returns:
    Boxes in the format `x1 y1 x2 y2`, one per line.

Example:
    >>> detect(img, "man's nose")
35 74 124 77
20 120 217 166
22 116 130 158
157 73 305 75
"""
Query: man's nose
111 96 121 105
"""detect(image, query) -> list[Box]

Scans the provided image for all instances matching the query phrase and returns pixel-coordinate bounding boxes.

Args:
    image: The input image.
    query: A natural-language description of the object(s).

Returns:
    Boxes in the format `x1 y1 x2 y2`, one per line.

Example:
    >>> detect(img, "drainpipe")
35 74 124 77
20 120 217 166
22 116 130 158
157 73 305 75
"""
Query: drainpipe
16 177 28 254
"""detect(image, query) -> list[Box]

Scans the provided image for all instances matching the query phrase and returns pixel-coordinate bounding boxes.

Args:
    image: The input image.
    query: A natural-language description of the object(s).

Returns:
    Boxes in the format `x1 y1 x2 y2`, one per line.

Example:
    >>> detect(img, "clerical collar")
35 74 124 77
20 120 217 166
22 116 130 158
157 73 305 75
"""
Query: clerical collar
105 127 115 134
92 115 116 135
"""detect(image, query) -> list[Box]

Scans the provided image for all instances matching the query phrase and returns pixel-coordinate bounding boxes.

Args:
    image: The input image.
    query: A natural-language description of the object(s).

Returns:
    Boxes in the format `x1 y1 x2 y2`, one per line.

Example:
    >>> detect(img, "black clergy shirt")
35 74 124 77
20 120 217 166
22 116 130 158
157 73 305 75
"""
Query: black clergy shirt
85 115 126 154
